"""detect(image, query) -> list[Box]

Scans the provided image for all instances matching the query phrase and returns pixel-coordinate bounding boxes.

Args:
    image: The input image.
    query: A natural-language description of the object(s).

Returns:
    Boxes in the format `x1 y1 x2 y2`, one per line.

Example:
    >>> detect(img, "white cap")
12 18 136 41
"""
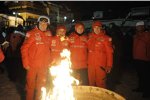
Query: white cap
136 21 144 26
37 16 50 24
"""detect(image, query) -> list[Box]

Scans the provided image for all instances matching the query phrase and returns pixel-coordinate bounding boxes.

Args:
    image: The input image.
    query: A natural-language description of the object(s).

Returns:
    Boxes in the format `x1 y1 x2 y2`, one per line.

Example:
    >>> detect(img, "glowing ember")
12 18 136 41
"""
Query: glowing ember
41 49 79 100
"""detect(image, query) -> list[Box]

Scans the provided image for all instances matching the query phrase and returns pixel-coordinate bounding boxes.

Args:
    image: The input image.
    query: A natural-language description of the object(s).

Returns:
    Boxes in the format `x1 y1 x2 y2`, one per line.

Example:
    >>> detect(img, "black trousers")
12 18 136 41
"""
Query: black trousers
72 68 89 85
133 59 150 93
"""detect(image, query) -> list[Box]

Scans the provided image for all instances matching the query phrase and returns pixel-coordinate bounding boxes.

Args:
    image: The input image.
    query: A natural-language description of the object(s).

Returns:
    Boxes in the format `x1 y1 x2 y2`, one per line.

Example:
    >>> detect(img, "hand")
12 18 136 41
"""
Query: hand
49 59 61 67
106 67 111 73
25 66 30 70
2 41 9 51
60 36 65 41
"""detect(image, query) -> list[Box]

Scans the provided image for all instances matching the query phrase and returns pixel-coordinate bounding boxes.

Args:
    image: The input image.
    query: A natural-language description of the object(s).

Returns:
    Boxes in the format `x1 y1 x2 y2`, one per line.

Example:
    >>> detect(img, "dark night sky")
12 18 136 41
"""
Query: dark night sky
0 1 150 20
53 1 150 20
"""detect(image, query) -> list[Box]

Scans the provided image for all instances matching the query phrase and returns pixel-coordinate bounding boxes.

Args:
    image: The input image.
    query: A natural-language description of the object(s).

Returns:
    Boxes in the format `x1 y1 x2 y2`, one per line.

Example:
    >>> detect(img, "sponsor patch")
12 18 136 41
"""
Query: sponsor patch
51 40 56 46
97 37 104 42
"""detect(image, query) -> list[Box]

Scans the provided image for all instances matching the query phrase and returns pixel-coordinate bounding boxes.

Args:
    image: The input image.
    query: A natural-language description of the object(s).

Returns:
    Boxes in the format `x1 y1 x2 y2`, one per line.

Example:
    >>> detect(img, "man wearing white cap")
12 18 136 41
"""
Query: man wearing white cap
135 21 144 26
133 21 150 98
21 15 52 100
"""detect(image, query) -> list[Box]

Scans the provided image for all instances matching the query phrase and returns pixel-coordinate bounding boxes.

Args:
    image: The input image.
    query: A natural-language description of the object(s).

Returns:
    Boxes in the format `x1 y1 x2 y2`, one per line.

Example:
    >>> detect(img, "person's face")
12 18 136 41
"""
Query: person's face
56 28 66 37
93 26 102 34
75 25 84 34
39 21 48 32
136 25 145 32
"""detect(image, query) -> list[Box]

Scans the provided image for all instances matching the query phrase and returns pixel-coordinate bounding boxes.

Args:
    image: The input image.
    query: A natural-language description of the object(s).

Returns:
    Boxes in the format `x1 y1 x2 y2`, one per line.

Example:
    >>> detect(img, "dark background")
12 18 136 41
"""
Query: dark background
53 1 150 20
0 1 150 20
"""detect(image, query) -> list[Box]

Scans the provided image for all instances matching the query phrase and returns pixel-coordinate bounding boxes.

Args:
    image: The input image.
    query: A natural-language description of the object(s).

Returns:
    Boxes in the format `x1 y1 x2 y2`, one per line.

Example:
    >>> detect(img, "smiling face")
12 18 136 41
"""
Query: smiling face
93 26 103 34
38 21 48 32
56 28 66 37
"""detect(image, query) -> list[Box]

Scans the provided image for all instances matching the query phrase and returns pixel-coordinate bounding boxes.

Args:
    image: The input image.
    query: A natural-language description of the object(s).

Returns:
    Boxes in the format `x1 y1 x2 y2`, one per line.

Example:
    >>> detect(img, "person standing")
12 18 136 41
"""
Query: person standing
69 22 89 85
50 25 69 64
21 15 52 100
0 27 9 52
132 21 150 98
87 21 113 88
0 27 9 74
106 22 124 90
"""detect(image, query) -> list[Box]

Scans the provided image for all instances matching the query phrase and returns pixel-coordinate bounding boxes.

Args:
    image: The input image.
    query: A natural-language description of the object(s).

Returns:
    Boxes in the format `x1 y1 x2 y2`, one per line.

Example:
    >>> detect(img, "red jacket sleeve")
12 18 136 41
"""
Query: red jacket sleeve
21 32 34 69
145 32 150 60
0 48 4 63
104 36 113 69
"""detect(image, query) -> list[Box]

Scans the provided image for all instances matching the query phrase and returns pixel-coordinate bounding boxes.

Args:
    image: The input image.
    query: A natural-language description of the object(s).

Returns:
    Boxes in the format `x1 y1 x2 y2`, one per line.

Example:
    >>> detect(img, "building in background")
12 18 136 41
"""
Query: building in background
0 13 23 28
2 1 74 27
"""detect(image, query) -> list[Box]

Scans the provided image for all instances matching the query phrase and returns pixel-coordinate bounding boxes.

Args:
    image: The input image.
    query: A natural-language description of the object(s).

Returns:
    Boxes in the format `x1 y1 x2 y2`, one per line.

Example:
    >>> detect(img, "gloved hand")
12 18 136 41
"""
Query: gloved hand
2 41 9 51
106 67 111 73
25 66 30 70
100 66 111 73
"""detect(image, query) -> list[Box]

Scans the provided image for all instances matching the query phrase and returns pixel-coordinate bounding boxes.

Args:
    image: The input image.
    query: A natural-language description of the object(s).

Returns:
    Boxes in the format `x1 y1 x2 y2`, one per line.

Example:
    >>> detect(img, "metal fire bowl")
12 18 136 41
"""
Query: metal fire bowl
73 86 125 100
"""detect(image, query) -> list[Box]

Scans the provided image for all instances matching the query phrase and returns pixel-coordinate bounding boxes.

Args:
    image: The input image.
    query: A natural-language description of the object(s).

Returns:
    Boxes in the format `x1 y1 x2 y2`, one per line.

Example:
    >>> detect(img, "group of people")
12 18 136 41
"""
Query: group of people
21 15 113 100
0 25 25 84
0 15 149 100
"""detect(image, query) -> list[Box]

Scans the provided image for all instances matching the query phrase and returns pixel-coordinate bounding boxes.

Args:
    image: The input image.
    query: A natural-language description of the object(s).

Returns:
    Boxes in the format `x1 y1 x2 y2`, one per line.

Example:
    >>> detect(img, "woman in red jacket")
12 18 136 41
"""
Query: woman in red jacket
87 21 113 88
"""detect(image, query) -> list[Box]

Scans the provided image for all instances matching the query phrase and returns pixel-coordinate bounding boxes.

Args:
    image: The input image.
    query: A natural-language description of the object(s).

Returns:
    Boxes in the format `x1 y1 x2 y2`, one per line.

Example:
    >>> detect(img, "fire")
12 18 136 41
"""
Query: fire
41 49 79 100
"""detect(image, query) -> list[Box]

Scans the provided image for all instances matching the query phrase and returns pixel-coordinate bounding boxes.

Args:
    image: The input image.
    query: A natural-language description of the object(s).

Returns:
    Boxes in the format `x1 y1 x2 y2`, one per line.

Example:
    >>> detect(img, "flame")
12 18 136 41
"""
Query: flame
41 49 79 100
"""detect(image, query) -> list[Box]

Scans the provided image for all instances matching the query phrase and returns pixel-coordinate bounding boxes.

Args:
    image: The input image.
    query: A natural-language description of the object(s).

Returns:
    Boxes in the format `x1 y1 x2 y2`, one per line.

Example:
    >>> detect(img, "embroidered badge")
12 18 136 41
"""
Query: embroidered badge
62 41 69 46
80 37 87 42
70 37 75 43
35 33 43 44
51 40 56 46
97 37 104 42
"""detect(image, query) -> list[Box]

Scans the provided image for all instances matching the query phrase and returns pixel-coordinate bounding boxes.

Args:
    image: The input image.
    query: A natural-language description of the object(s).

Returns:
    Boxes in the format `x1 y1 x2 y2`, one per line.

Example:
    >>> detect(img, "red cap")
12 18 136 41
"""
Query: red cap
56 25 67 31
92 21 102 28
75 22 85 28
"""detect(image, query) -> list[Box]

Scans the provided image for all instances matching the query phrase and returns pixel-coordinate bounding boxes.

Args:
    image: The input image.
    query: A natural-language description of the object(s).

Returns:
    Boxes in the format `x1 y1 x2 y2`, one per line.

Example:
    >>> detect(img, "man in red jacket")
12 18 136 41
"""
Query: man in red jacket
21 16 52 100
87 21 113 88
133 21 150 98
69 22 89 85
50 25 69 65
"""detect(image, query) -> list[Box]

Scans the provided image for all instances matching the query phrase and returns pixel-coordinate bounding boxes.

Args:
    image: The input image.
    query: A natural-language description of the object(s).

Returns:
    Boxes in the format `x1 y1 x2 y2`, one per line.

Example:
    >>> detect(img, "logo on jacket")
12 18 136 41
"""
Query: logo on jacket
80 37 87 42
70 37 75 43
51 40 56 46
62 41 69 47
35 33 43 44
97 37 104 42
